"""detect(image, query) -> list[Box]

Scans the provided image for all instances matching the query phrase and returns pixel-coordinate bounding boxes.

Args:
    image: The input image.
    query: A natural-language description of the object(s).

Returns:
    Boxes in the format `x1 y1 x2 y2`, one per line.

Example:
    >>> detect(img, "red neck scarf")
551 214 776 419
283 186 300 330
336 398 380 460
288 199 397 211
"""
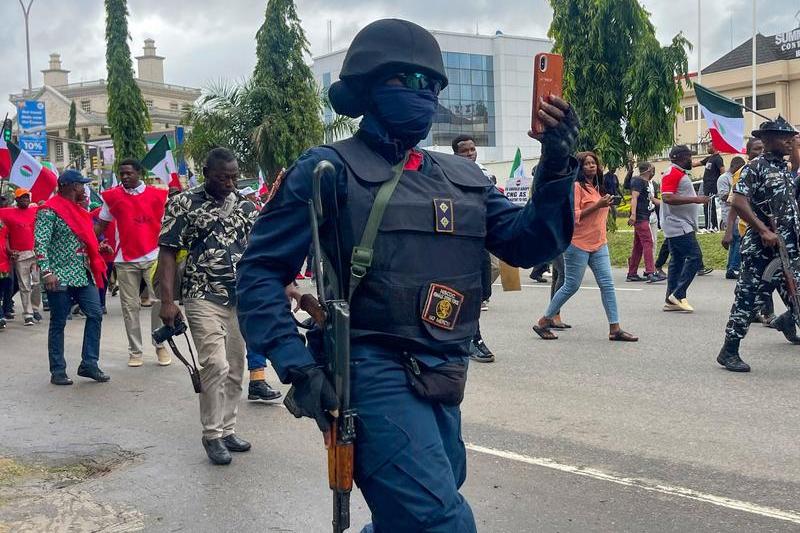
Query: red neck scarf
44 195 106 288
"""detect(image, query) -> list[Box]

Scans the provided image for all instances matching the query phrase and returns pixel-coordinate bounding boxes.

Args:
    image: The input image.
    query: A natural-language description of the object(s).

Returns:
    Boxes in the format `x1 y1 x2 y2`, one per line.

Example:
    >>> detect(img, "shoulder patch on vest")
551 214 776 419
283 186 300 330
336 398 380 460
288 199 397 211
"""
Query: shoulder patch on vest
433 198 454 233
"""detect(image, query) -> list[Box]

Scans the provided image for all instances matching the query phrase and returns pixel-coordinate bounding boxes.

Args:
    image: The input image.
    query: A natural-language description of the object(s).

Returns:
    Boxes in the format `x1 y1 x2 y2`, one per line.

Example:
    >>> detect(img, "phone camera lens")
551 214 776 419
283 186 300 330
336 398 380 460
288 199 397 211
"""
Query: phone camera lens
539 56 547 71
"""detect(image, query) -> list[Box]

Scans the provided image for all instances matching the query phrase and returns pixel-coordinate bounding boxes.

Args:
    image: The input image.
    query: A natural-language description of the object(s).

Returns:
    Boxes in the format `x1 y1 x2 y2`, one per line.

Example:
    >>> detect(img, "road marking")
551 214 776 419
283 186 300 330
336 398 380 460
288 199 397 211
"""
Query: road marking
493 282 644 292
466 443 800 525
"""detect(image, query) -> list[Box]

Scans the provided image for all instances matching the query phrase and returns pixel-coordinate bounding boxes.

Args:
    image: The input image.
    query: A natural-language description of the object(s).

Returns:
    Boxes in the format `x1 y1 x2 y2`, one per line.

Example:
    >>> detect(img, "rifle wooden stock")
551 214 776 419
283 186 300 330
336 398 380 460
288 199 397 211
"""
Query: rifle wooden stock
299 293 327 325
327 424 354 491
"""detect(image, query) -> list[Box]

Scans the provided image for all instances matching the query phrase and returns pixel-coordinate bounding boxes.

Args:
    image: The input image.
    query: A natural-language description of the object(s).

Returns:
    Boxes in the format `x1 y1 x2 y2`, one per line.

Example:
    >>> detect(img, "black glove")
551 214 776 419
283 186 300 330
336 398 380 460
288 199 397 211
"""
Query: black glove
284 366 339 432
540 105 580 170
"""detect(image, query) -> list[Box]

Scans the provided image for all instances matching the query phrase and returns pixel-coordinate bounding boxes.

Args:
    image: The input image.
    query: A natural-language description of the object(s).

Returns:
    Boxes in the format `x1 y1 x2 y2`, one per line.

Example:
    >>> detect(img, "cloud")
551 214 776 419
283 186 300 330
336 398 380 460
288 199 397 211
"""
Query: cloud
1 0 797 118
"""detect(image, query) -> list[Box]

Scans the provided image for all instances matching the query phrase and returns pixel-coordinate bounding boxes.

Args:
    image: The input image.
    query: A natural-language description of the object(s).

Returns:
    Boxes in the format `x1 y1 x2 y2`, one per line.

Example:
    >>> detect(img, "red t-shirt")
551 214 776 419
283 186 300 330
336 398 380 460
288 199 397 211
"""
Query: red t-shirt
0 205 38 251
660 166 685 195
0 222 10 274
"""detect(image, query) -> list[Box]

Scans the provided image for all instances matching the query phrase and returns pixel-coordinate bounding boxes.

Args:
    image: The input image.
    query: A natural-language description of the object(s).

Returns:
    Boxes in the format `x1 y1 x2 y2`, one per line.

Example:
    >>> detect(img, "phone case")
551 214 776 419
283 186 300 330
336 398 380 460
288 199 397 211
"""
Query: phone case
531 53 564 135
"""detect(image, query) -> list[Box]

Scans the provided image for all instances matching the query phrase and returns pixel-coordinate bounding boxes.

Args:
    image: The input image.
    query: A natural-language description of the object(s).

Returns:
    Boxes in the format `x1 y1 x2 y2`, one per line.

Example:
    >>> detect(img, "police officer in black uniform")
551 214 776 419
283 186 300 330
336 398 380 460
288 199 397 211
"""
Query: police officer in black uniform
718 116 800 372
237 19 579 532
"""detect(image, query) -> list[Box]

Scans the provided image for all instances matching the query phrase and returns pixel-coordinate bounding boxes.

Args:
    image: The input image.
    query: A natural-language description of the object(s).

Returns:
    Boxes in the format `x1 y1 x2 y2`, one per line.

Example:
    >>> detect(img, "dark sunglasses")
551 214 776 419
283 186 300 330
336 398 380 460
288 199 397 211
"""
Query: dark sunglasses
395 72 442 94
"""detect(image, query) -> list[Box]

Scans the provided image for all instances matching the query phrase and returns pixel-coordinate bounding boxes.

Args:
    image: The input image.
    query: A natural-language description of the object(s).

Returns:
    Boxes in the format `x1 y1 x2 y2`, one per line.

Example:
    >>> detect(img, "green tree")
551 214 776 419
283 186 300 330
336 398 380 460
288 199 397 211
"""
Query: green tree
66 101 83 162
105 0 149 162
549 0 691 168
249 0 323 176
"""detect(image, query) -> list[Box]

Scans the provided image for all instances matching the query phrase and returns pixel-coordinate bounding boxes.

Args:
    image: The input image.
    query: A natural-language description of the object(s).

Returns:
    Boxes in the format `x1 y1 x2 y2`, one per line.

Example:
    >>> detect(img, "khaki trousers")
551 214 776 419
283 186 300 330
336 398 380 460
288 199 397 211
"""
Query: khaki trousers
14 255 41 317
115 261 162 355
184 299 245 439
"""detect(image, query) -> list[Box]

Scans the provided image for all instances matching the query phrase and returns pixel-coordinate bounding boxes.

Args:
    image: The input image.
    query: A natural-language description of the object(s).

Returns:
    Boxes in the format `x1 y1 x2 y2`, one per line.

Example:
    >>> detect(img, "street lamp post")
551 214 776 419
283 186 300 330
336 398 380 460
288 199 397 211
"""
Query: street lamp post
19 0 35 92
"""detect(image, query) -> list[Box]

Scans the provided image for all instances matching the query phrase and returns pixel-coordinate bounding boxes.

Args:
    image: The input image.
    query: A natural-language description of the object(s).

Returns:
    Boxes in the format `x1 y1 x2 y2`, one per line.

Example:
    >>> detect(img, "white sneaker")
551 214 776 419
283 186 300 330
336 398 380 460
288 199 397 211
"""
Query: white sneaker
156 346 172 366
663 303 682 312
668 294 694 313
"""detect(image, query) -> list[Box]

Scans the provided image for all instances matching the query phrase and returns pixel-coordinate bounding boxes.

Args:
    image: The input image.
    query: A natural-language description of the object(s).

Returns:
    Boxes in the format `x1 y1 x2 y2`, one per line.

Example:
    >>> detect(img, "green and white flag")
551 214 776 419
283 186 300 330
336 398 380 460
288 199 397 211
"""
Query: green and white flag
142 135 181 189
505 148 531 206
509 147 525 179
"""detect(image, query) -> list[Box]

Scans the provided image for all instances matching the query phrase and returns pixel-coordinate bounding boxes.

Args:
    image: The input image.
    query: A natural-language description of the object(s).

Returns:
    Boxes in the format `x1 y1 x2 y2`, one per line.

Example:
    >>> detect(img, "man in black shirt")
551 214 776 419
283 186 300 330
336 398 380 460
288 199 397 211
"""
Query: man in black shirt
698 146 724 231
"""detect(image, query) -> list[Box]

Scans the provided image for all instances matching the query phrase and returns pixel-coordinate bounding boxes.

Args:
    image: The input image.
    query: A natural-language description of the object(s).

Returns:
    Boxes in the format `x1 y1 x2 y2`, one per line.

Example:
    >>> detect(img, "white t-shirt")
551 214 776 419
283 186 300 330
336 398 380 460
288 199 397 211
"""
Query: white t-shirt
99 182 159 263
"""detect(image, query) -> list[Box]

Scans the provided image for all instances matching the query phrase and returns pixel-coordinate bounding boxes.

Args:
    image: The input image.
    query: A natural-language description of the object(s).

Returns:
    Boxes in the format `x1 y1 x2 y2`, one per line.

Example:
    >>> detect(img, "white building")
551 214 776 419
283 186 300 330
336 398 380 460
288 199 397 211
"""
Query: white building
9 40 200 171
312 29 552 170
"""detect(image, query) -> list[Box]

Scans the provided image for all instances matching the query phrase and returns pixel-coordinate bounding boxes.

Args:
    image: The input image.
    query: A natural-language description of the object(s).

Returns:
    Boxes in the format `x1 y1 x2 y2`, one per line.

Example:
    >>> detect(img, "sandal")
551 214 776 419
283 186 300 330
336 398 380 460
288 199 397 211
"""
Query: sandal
533 322 558 340
609 330 638 342
551 321 572 329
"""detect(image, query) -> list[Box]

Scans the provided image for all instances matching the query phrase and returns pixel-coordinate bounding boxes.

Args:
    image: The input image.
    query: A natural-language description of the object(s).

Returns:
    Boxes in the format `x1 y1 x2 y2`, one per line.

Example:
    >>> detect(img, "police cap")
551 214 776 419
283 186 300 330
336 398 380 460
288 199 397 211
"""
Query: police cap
752 115 797 138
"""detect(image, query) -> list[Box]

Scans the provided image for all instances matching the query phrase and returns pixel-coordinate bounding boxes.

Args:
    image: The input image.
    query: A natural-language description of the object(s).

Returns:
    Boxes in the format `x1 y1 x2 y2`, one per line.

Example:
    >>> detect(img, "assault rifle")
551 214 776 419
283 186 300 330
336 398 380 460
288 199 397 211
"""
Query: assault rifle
300 160 355 533
762 217 800 328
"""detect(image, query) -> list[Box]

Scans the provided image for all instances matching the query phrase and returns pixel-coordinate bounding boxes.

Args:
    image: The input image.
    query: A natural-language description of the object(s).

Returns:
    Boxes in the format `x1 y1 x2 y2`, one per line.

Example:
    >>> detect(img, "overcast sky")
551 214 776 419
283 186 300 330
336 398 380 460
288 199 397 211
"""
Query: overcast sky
1 0 797 117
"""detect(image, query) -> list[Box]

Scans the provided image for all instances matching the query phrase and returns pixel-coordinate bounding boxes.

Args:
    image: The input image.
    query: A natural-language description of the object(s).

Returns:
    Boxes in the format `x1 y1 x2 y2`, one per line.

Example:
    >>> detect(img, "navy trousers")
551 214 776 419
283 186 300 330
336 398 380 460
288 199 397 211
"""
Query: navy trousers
351 343 476 533
665 232 702 300
47 284 102 376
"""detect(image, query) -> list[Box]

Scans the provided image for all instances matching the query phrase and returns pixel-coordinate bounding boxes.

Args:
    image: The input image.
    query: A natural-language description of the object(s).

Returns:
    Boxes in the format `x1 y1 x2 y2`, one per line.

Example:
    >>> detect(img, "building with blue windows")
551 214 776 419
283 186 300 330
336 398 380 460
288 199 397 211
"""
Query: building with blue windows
312 29 552 168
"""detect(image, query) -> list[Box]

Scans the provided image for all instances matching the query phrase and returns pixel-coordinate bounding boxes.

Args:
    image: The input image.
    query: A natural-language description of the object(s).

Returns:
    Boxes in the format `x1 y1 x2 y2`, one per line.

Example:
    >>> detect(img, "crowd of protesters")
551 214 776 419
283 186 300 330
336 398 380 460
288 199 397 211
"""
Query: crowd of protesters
1 131 799 462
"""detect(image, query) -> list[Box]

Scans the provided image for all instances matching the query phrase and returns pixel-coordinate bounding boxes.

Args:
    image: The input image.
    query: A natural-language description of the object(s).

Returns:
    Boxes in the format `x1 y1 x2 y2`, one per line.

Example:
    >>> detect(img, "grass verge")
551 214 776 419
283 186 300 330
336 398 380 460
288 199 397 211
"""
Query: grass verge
607 229 730 271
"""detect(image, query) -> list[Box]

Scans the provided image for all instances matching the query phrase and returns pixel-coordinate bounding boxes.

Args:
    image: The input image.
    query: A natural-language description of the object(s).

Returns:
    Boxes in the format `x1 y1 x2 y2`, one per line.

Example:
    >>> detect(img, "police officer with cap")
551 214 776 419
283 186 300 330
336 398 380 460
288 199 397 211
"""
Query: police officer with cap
237 18 580 531
719 116 800 372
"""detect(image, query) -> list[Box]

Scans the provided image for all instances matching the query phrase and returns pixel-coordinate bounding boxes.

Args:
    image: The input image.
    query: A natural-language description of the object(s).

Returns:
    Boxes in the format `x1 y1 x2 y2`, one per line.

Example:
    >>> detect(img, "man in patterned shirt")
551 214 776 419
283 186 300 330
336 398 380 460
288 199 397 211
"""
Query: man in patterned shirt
157 147 264 465
35 170 110 386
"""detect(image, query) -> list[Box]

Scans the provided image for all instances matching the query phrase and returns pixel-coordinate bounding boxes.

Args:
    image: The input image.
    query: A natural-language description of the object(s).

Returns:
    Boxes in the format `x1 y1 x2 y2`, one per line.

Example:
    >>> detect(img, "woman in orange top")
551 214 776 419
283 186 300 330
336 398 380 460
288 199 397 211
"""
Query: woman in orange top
534 151 637 341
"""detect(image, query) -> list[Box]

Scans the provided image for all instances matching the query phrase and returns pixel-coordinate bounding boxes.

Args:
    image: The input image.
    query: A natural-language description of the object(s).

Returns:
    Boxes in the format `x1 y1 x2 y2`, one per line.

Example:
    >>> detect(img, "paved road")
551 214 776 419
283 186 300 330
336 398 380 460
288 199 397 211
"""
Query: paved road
1 268 799 532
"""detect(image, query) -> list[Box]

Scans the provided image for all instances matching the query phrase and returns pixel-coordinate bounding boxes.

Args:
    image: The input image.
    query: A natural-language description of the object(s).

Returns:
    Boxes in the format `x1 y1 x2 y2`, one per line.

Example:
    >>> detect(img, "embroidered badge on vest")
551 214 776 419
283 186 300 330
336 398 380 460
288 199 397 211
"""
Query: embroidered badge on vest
422 283 464 330
433 198 454 233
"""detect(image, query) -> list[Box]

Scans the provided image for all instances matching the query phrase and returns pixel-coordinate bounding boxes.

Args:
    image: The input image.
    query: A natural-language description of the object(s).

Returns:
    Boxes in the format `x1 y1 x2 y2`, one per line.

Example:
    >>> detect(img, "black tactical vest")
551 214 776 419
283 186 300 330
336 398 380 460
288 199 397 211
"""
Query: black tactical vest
324 137 488 355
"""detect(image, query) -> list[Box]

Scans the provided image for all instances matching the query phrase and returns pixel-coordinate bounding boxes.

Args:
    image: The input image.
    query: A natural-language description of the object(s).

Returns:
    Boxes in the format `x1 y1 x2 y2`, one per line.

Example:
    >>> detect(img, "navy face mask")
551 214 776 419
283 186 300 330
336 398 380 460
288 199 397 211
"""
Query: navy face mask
370 85 438 149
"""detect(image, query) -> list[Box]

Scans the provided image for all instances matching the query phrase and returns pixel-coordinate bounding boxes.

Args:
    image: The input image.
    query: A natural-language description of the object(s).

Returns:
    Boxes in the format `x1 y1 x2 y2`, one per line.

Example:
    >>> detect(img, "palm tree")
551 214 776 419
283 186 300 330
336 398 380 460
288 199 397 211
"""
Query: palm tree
182 79 357 179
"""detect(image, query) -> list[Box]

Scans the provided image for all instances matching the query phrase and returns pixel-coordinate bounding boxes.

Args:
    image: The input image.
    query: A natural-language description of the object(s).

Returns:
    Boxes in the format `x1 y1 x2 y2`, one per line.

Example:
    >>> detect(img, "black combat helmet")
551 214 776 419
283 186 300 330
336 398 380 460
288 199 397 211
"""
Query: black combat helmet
328 19 447 118
752 115 798 138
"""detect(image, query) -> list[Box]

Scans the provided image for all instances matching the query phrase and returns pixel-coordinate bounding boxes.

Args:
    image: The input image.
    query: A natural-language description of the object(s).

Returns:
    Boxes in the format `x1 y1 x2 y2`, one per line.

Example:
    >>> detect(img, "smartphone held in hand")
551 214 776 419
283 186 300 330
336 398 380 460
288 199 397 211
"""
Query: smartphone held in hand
531 53 564 136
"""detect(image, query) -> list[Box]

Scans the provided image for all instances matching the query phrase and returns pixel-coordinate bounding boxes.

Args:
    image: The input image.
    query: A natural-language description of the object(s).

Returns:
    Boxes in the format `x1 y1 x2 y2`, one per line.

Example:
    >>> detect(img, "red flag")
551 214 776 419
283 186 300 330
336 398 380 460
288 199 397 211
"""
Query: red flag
0 138 11 178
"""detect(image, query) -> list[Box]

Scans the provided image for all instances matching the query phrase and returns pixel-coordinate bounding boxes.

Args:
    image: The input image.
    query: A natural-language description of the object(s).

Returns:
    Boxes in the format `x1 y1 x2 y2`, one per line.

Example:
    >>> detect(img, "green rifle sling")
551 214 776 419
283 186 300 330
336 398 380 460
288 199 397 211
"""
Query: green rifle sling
348 155 409 302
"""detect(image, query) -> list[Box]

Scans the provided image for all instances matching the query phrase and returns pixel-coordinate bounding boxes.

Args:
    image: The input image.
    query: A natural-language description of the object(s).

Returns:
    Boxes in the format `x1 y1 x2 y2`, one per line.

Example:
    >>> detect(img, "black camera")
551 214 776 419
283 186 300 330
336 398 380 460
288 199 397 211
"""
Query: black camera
611 195 623 206
152 316 187 344
152 317 201 394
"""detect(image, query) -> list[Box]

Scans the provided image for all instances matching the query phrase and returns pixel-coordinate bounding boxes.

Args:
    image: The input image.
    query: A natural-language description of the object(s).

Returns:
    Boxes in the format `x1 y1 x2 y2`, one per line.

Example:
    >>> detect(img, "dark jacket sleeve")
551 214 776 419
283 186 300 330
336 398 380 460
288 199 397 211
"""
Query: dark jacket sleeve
236 148 346 383
485 157 577 268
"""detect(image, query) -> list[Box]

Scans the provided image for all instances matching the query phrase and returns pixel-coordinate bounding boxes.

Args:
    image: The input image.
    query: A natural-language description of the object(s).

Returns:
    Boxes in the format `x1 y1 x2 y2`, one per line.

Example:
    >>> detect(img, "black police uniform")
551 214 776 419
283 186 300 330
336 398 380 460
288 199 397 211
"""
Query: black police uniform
237 18 578 532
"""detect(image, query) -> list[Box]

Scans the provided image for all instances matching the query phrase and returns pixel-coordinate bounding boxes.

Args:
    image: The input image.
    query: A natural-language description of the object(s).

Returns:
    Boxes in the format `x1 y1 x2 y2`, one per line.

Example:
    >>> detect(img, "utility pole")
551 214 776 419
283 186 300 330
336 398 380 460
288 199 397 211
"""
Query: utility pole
19 0 35 92
752 0 757 132
696 0 702 146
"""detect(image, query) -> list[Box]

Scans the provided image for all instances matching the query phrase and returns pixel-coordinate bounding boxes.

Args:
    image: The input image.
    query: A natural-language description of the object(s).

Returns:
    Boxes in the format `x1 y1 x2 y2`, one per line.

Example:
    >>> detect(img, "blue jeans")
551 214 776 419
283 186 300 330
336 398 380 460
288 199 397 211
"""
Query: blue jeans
545 244 619 324
47 284 102 375
726 225 741 273
665 232 702 300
